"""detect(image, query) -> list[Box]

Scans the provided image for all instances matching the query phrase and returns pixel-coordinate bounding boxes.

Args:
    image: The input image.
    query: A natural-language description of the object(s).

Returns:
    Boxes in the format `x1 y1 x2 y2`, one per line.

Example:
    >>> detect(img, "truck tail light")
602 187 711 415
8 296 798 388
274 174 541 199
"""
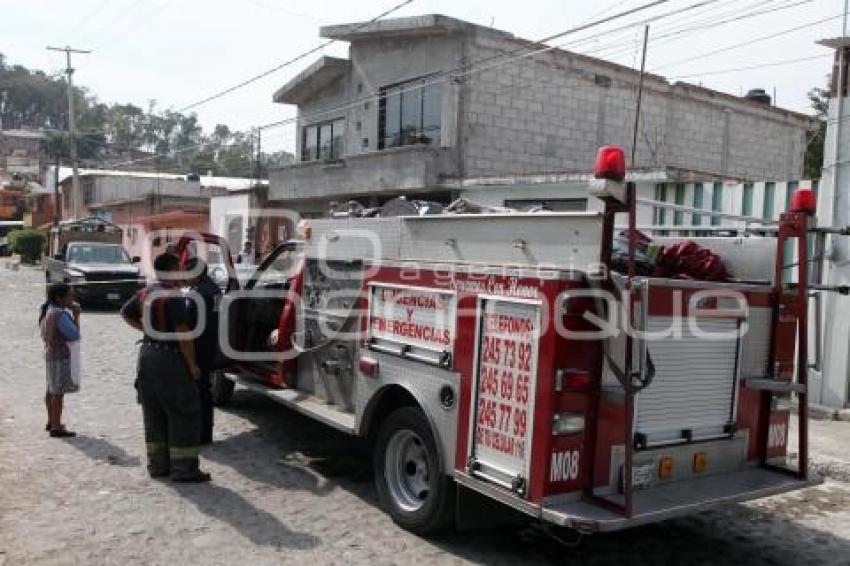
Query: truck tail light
658 457 674 479
555 369 594 392
552 412 585 435
789 188 816 215
594 145 626 182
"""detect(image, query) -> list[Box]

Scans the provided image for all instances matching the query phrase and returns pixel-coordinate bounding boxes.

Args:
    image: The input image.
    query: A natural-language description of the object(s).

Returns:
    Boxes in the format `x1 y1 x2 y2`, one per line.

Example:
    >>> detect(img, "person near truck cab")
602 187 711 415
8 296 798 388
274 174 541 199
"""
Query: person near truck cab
186 257 221 445
39 283 81 438
237 240 255 266
120 253 211 482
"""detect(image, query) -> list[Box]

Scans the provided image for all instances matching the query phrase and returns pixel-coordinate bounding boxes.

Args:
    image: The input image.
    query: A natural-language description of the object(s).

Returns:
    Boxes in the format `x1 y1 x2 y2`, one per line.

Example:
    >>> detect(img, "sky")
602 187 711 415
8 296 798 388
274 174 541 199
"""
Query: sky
1 0 846 154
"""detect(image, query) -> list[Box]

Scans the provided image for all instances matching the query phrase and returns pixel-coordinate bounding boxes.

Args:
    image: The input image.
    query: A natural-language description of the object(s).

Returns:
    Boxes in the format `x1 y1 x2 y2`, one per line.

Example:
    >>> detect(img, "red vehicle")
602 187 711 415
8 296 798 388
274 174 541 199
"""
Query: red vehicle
180 147 822 534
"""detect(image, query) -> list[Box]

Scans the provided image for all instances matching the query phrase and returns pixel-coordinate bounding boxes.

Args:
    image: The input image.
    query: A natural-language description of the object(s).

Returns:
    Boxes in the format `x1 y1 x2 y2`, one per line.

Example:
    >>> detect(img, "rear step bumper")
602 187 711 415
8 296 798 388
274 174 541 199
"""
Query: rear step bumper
542 468 820 532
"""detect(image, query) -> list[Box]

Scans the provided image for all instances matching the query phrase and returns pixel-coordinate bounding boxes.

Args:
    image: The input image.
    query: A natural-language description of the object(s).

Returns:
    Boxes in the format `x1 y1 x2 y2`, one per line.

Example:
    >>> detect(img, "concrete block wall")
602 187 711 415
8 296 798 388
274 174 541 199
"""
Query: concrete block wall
461 30 811 181
295 34 464 161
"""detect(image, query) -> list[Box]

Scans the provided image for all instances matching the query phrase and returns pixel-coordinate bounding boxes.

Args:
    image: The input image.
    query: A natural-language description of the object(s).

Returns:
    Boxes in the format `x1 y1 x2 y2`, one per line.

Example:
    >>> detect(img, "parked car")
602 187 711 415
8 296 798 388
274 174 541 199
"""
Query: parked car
45 241 144 306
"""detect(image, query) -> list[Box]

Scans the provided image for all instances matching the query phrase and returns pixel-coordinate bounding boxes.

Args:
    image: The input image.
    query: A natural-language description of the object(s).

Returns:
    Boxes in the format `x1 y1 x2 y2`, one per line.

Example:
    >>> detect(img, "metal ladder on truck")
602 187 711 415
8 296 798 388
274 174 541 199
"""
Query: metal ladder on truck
582 151 847 519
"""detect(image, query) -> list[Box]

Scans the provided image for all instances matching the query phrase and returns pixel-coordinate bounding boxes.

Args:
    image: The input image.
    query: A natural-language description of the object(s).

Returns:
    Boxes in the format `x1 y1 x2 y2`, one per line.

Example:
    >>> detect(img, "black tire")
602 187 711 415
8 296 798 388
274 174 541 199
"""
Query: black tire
210 370 235 406
373 406 455 534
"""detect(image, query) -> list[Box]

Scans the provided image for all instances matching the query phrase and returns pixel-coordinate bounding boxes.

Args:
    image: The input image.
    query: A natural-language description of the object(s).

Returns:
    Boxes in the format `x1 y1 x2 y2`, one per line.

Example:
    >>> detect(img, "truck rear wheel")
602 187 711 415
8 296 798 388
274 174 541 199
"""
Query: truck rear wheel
373 407 454 534
210 370 235 406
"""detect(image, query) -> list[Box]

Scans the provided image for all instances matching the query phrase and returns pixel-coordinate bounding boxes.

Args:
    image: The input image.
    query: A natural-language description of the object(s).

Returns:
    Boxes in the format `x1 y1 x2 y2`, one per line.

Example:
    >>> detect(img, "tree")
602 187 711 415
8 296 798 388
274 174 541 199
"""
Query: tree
804 86 829 180
1 52 266 177
9 228 46 263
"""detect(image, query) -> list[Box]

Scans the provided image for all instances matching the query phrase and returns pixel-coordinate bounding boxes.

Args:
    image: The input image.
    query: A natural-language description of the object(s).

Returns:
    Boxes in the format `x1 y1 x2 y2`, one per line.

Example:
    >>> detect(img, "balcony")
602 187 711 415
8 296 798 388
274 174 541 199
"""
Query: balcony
268 144 459 202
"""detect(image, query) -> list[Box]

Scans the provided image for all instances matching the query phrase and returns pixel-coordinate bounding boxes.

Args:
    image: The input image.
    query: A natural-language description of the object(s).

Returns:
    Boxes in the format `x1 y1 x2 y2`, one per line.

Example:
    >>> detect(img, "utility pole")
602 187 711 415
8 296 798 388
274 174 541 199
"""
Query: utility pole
47 45 90 221
631 25 650 167
254 127 262 185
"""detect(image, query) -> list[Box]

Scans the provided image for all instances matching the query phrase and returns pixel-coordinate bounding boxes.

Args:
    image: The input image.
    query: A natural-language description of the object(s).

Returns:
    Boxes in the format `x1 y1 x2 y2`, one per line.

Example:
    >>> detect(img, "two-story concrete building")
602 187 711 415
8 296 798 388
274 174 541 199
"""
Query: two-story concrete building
269 14 816 218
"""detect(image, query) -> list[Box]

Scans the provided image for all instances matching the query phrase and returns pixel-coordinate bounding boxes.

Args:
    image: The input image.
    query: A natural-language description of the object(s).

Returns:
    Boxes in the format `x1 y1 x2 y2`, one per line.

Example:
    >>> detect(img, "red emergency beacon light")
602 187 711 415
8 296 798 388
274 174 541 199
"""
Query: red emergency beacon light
790 188 817 215
594 145 626 182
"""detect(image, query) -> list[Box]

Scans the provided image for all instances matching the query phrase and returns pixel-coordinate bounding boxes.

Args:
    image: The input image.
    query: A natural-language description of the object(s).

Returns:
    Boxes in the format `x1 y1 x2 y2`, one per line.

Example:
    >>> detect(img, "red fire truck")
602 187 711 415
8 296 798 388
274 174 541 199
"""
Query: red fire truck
181 146 824 534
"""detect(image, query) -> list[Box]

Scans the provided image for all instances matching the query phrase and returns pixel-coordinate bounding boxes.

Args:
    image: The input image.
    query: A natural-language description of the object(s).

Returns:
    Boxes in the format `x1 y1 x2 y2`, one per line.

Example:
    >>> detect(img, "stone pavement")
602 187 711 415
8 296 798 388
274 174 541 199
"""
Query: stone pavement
2 266 850 565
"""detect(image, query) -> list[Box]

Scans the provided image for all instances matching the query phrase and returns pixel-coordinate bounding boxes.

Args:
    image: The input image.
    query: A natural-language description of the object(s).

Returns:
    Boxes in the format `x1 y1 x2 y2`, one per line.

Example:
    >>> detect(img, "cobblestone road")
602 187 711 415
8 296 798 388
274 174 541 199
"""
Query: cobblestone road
2 266 850 565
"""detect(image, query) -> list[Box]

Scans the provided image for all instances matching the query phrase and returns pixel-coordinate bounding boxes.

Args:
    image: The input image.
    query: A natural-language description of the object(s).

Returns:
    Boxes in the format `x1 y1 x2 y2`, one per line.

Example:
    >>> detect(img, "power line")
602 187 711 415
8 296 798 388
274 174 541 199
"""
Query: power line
589 0 811 61
257 0 726 132
652 12 844 71
105 0 684 167
107 0 798 169
65 0 699 150
174 0 417 113
671 53 831 79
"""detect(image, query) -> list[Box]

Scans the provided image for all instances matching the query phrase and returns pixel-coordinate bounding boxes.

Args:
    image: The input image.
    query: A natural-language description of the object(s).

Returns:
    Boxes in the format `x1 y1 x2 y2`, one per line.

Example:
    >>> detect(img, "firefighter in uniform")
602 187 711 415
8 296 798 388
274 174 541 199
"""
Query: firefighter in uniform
186 257 221 445
120 253 210 482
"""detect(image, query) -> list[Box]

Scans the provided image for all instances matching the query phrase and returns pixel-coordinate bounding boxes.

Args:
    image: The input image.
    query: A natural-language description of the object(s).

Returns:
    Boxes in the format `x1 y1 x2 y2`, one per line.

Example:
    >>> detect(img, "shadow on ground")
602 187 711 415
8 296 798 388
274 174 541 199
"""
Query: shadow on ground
63 434 141 467
211 389 850 565
169 481 320 550
208 389 371 499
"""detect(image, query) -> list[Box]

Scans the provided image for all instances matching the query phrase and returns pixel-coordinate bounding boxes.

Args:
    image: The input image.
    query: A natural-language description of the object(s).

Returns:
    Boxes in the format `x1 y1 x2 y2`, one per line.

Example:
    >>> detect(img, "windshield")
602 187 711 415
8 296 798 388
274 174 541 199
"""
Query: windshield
67 244 131 264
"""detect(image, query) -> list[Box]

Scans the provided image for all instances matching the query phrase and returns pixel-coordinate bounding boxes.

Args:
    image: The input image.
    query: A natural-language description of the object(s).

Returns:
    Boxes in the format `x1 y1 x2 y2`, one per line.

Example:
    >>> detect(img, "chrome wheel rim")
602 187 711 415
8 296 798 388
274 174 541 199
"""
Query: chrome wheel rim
385 429 430 513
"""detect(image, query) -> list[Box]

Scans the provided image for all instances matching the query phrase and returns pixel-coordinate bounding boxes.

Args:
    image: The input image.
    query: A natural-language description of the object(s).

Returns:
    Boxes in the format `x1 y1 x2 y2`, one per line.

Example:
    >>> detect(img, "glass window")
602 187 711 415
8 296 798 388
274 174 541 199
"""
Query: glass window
382 86 402 148
319 122 333 160
302 125 318 161
422 84 442 144
692 183 704 226
332 118 345 160
379 78 442 149
785 181 799 211
673 183 685 226
742 183 754 216
301 118 345 161
763 182 775 219
711 182 723 226
254 249 298 289
400 89 421 146
654 183 667 225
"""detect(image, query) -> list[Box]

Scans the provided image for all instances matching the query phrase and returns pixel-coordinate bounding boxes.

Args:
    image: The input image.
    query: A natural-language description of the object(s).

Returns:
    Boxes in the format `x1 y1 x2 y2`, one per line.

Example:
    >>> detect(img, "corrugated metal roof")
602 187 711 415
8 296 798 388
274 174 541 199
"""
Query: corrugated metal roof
50 166 267 192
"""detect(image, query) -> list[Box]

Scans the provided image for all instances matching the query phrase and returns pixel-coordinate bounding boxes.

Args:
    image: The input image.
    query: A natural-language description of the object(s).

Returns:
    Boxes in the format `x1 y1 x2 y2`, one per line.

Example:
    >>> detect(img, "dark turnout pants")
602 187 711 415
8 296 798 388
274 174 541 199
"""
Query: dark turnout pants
137 342 202 479
197 369 214 445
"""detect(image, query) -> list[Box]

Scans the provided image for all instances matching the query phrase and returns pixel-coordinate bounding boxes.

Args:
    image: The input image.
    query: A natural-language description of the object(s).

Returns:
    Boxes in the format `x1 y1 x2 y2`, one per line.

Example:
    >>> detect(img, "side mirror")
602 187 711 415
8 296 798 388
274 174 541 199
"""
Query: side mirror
131 256 141 263
53 253 63 260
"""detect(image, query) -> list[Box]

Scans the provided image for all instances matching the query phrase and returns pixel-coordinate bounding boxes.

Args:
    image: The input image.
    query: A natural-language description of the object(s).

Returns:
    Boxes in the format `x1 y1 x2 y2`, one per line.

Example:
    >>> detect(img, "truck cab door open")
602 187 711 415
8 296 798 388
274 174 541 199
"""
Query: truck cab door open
228 244 303 386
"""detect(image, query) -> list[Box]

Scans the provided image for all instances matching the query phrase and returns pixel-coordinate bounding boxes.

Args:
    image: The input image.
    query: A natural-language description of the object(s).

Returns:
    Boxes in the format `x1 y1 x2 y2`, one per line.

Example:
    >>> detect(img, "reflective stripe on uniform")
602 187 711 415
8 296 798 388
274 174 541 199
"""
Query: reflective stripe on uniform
146 441 167 455
169 446 200 459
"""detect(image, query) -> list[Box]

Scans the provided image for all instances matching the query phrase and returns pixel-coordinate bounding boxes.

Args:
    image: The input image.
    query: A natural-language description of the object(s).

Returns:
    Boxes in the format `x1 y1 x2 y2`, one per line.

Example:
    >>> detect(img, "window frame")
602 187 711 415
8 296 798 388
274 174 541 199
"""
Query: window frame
673 183 685 226
300 117 346 162
378 76 442 150
692 183 704 227
742 183 754 217
763 182 776 220
711 182 723 227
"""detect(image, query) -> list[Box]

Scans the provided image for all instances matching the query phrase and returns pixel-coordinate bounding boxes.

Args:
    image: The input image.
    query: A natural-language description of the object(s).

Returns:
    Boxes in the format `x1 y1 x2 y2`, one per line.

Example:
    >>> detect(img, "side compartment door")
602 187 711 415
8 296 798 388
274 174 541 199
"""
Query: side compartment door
468 296 541 498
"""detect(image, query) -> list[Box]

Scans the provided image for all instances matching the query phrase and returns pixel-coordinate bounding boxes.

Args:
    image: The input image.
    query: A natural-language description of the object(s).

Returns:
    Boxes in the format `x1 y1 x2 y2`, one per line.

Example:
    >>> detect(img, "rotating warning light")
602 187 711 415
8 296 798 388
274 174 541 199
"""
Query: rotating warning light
789 188 816 215
594 145 626 182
